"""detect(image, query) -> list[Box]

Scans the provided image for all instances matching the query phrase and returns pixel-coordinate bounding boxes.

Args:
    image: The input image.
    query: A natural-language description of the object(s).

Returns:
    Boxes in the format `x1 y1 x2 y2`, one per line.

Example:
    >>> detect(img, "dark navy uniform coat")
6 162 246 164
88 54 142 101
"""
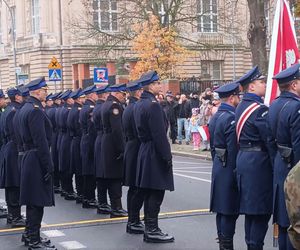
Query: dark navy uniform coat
79 99 96 176
100 95 125 179
235 93 273 214
123 96 140 187
46 104 59 177
58 103 72 173
209 103 239 215
18 96 54 207
0 101 22 188
55 104 63 164
133 91 174 191
268 91 300 227
67 102 83 175
93 99 105 178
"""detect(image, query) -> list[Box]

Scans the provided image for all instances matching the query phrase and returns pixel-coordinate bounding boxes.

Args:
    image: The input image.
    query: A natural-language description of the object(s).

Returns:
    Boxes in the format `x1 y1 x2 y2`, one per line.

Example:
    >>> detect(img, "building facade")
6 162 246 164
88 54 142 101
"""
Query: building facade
0 0 277 93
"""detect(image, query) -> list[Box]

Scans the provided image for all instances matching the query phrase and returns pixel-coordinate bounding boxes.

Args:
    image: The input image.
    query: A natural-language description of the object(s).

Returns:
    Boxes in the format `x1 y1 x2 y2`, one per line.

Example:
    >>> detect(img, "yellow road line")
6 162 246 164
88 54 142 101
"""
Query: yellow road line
0 208 210 234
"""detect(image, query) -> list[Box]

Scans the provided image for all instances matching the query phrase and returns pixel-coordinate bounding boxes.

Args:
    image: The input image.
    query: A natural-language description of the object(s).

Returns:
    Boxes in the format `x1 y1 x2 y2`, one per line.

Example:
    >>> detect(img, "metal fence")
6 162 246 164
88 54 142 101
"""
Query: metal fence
180 79 227 94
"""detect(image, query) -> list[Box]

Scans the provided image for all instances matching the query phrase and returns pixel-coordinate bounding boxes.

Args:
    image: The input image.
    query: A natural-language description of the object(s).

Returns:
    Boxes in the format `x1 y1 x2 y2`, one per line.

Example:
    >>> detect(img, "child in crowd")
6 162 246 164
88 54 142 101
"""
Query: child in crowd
189 108 201 150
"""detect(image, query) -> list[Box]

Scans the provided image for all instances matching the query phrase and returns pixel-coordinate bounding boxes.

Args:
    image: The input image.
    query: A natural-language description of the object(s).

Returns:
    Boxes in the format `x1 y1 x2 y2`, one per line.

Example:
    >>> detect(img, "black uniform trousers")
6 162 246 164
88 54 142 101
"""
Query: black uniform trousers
216 213 239 239
61 171 74 194
25 206 44 242
97 178 122 209
75 175 84 197
5 187 21 218
127 186 144 222
245 214 271 249
96 178 108 205
169 122 177 143
83 175 96 201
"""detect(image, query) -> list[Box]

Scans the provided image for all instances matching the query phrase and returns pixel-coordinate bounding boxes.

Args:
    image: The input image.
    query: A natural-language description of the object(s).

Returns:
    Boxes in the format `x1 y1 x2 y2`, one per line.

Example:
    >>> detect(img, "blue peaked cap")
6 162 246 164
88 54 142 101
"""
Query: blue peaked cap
238 66 266 86
7 87 21 97
46 93 53 101
215 81 240 98
127 79 142 91
107 83 127 93
83 85 97 95
273 63 300 84
51 92 62 100
0 89 4 98
70 89 85 99
139 71 159 87
26 77 47 91
17 86 29 97
60 90 72 100
95 85 109 94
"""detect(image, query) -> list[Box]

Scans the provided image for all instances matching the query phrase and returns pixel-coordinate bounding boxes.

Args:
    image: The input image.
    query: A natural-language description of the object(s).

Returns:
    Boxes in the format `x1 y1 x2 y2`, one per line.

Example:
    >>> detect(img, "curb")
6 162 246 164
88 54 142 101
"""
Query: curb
172 150 212 161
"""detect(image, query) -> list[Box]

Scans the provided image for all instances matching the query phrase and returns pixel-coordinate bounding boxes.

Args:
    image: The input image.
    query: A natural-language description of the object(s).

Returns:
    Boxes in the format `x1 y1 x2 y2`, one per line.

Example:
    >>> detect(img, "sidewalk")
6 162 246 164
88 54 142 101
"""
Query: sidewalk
171 143 212 160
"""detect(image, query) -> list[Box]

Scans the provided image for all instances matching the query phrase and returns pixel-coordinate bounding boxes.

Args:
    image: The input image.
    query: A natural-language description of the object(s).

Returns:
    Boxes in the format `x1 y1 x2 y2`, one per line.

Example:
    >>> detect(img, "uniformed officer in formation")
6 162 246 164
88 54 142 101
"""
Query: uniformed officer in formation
18 77 55 249
0 87 28 228
93 86 110 214
235 66 273 250
67 89 86 204
133 71 174 243
100 83 128 218
123 80 144 234
209 82 240 250
268 64 300 250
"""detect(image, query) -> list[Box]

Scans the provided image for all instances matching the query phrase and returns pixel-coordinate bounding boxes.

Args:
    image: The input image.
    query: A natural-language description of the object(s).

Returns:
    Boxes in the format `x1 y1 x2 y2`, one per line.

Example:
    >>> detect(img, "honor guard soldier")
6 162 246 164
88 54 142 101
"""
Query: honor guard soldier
133 71 174 243
236 66 273 250
45 94 53 111
93 86 110 214
284 161 300 250
123 80 144 234
269 63 300 250
45 92 62 194
99 83 127 218
0 88 26 227
0 89 8 219
18 77 55 249
209 82 240 250
58 90 76 201
80 85 98 208
67 89 86 204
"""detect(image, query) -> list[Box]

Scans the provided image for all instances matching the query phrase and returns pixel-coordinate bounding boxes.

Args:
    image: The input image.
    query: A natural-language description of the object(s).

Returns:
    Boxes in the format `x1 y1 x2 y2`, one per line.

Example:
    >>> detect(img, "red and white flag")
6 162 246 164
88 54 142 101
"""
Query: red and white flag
198 125 210 141
265 0 300 106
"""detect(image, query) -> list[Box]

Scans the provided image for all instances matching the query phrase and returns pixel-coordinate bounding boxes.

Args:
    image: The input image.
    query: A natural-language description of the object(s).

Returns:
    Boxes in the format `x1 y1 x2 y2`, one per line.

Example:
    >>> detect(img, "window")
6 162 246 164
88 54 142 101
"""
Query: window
93 0 118 32
197 0 218 33
201 61 222 80
32 0 40 34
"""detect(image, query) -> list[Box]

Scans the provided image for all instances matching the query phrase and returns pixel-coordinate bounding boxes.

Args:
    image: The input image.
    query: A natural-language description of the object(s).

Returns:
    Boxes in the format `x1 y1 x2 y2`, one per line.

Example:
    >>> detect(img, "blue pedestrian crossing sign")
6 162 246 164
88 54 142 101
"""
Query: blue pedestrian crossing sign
49 69 62 81
94 67 108 83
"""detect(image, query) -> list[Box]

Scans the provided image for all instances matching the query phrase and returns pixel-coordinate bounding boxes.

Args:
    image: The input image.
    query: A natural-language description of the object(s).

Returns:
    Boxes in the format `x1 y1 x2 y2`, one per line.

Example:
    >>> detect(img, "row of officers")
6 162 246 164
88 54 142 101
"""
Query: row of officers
209 64 300 250
0 71 174 250
0 62 300 250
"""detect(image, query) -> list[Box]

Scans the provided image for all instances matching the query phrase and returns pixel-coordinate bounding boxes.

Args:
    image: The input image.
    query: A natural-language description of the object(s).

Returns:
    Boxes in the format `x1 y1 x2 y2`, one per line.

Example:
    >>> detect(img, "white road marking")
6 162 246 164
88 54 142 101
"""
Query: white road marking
42 230 65 237
174 170 211 174
41 221 48 226
174 173 211 183
59 241 87 249
173 166 212 170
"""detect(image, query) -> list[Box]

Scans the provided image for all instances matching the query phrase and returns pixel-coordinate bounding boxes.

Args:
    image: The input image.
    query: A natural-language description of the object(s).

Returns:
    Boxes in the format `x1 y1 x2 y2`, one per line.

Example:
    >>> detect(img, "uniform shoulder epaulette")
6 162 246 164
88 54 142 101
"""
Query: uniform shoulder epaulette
34 104 40 109
68 107 71 110
152 100 157 103
90 105 95 108
78 107 82 110
113 101 117 104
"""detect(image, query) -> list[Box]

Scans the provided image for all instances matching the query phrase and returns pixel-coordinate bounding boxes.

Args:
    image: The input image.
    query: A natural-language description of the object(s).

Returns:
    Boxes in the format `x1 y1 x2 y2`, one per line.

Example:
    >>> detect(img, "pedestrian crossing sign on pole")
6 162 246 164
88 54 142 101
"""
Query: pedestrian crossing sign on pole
49 69 62 81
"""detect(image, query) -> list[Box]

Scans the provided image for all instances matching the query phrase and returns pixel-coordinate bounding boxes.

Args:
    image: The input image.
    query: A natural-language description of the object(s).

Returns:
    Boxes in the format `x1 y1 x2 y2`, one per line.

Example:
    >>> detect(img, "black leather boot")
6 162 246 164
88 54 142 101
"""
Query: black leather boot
64 193 77 201
110 199 127 218
143 218 174 243
222 238 234 250
247 245 263 250
11 215 26 228
126 214 144 234
97 203 111 214
76 195 83 204
82 199 97 208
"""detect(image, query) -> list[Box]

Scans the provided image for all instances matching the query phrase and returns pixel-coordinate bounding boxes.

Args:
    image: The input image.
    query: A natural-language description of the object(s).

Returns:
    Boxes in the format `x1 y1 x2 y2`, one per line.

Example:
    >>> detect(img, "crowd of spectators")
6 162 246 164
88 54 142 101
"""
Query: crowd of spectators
158 86 221 151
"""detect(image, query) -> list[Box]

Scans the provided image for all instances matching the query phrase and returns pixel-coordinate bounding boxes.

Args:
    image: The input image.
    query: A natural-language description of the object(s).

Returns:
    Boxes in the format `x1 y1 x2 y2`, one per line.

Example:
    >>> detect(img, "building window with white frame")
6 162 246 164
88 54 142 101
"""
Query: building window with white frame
196 0 218 33
201 60 223 80
93 0 118 32
32 0 40 34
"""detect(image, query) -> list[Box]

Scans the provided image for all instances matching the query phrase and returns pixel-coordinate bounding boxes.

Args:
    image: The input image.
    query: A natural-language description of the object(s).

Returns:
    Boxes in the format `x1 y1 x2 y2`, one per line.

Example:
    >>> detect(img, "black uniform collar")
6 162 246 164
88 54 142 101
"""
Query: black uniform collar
128 96 138 104
218 103 235 112
27 96 43 109
96 99 105 104
73 102 82 107
107 94 122 104
8 101 22 109
280 91 300 100
85 99 96 105
141 90 157 102
242 92 264 104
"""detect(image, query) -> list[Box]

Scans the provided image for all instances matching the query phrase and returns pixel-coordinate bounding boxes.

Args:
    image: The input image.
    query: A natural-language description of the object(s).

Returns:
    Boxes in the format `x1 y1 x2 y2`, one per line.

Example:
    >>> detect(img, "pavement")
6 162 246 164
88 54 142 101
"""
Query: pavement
0 155 277 250
171 142 212 160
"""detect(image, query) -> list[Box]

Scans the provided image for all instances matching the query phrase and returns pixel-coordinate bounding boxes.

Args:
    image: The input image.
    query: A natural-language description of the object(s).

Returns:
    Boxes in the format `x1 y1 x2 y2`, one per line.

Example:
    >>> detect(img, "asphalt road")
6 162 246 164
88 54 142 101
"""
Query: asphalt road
0 155 276 250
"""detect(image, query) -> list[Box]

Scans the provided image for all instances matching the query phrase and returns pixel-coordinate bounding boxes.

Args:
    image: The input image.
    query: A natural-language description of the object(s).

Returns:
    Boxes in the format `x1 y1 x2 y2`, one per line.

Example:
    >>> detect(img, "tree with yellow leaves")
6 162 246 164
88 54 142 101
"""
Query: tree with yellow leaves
130 15 189 80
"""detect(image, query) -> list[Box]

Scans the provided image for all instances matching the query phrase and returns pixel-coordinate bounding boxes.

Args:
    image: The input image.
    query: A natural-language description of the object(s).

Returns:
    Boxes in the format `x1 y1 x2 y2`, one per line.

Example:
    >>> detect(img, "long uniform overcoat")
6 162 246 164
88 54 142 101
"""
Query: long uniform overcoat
133 91 174 191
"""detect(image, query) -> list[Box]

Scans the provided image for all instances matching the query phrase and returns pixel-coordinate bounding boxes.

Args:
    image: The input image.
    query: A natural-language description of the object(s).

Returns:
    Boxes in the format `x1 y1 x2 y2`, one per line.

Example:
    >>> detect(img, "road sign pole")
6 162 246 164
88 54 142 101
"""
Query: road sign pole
54 81 57 93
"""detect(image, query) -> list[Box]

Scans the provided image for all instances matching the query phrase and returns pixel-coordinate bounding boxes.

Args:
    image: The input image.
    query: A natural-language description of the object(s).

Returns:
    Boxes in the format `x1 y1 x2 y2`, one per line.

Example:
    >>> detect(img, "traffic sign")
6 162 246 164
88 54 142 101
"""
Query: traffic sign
48 57 62 69
94 67 108 83
49 69 62 81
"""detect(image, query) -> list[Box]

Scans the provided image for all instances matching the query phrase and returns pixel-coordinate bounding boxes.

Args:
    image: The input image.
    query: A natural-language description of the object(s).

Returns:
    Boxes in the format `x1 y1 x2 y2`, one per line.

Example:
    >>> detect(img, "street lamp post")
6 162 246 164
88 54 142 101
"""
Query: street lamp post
2 0 18 85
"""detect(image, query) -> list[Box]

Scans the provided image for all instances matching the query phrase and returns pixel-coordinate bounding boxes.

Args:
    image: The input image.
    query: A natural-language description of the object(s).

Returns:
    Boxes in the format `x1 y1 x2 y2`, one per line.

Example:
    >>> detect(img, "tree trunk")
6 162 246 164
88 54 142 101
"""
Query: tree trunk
247 0 268 74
